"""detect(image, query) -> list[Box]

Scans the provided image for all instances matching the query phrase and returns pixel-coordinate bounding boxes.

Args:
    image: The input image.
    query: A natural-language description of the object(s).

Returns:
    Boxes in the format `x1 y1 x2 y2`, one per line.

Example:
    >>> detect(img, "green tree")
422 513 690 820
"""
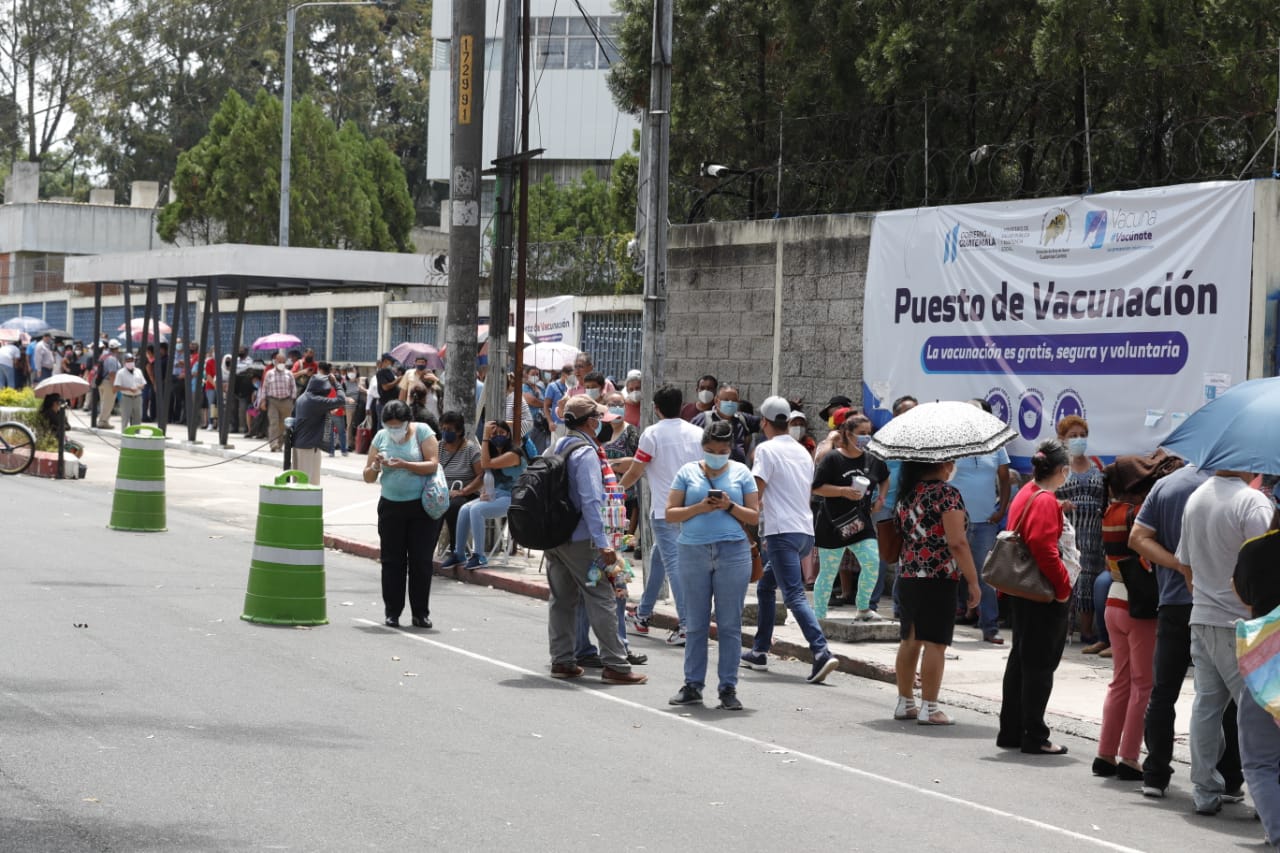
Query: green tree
158 89 412 251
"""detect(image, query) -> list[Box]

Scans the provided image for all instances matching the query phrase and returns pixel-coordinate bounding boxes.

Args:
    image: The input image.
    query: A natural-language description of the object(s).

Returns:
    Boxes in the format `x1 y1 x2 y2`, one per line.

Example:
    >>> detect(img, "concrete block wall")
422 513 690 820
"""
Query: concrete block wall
666 214 874 426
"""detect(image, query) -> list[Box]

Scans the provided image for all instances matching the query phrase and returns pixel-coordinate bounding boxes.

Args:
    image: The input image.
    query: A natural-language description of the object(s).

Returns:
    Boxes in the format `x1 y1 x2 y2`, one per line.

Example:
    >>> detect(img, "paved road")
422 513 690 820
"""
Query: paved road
0 472 1265 852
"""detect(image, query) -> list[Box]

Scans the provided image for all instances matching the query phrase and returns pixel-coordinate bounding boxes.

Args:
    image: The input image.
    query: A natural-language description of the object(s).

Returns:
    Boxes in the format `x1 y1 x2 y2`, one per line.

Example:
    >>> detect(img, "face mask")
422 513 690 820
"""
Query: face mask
718 401 738 417
490 435 510 451
346 372 356 380
946 464 958 482
74 348 82 355
596 421 612 441
440 429 458 444
286 359 294 367
698 389 714 405
585 388 601 400
1067 437 1088 457
276 363 287 371
386 423 409 440
855 434 872 450
253 381 261 389
788 426 805 440
626 390 641 404
608 406 625 418
703 451 730 469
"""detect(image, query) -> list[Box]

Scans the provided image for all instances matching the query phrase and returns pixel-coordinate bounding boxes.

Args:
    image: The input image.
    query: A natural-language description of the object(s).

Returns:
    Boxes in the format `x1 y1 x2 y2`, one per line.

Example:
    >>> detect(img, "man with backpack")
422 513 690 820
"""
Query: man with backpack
537 395 647 685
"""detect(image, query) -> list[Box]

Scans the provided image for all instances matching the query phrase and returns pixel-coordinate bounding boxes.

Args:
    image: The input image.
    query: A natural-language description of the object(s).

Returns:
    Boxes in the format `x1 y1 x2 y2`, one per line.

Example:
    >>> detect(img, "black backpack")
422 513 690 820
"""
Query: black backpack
507 438 587 551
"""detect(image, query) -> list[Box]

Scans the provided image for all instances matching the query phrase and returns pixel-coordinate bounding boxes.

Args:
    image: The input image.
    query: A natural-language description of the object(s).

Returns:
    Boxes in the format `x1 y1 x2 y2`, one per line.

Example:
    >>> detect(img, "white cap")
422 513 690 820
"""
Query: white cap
758 395 791 424
788 410 807 422
626 369 642 382
108 338 121 349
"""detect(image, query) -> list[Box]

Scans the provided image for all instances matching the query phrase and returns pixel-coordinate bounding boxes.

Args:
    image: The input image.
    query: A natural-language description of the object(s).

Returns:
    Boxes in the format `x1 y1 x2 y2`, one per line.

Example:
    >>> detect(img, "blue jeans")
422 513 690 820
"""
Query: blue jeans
752 532 829 659
680 539 751 692
1239 693 1280 848
967 521 1001 636
574 591 629 658
453 492 512 557
0 364 13 388
638 516 684 628
1094 572 1113 644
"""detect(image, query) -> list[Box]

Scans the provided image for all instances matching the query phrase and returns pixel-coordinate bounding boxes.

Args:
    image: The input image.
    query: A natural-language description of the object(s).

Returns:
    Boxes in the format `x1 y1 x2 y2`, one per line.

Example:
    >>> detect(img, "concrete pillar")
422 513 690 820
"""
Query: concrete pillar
5 161 39 204
130 181 160 209
90 188 115 205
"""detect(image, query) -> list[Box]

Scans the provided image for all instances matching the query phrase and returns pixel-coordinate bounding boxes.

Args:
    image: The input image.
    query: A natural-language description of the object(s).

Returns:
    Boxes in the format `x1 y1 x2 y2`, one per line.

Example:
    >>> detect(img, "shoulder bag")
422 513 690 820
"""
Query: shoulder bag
981 488 1056 603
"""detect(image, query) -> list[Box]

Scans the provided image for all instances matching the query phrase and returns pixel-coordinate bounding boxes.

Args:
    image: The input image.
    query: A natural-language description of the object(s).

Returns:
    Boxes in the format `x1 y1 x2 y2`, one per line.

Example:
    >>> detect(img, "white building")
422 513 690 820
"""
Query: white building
426 0 639 200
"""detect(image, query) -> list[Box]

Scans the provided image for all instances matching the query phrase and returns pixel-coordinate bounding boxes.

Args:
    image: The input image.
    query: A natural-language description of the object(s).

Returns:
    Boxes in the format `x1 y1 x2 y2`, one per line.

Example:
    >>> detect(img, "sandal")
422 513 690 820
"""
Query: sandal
917 709 955 726
1022 742 1068 755
894 704 919 721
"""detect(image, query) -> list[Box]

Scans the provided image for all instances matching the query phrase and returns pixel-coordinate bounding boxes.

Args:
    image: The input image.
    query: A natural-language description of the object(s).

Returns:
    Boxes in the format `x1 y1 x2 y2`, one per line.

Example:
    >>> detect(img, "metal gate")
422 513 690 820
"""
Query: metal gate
578 312 642 382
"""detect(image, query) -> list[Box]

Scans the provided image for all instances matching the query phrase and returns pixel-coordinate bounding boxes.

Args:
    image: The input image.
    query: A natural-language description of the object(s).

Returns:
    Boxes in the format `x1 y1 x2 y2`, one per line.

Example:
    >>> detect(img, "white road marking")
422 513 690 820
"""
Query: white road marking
353 619 1146 853
323 497 381 519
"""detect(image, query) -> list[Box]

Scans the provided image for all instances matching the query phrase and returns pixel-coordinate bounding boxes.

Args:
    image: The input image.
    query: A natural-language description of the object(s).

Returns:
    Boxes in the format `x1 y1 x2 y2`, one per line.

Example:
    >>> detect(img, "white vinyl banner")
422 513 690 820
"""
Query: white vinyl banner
862 181 1254 467
521 295 575 343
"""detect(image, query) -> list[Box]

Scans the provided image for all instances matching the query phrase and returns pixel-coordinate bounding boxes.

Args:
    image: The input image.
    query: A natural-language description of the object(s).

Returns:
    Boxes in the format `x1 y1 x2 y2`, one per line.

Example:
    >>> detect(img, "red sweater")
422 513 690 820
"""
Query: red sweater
1006 482 1071 601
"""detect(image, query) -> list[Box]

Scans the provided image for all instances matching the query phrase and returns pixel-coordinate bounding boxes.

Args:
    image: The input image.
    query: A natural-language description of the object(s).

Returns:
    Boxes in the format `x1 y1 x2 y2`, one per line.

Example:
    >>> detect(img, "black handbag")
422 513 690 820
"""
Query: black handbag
1117 557 1159 619
981 488 1056 603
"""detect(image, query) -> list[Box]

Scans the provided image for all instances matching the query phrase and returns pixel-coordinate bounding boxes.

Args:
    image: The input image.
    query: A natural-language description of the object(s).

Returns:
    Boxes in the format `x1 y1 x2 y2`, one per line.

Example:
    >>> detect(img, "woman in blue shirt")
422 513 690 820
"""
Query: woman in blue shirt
362 400 442 628
451 419 527 569
665 419 760 711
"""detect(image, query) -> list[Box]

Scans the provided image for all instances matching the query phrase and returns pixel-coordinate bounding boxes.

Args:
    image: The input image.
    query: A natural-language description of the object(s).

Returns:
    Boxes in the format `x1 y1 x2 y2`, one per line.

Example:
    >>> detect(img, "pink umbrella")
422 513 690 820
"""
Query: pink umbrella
118 318 173 336
251 332 303 352
389 342 444 369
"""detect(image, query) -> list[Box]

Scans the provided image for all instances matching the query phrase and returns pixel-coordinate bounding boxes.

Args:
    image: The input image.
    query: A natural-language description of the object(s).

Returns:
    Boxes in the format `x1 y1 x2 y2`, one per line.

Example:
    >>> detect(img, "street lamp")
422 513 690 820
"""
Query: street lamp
279 0 389 247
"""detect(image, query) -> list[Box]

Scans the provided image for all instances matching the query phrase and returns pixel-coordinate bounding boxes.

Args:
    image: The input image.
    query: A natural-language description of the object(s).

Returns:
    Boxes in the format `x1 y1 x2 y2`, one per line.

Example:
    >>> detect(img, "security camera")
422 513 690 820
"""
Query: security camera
702 163 731 178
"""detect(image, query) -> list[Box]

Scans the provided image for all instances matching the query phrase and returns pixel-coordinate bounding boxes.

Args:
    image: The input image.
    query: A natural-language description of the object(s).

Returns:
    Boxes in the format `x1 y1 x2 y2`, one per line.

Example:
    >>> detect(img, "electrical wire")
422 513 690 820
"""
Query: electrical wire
63 407 276 469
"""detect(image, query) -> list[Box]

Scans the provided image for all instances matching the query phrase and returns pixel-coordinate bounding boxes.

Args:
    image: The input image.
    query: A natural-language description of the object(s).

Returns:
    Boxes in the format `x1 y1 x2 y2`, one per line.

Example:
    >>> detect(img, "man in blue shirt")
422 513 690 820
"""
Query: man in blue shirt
545 395 647 685
1129 465 1243 800
543 364 573 440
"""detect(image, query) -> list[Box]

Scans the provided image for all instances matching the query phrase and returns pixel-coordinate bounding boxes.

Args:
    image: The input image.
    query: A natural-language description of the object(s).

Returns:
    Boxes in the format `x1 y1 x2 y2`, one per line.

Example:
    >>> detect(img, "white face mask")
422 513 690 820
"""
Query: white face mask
788 426 805 440
698 389 714 405
625 390 642 404
346 372 356 380
276 362 287 371
585 388 601 400
385 423 409 440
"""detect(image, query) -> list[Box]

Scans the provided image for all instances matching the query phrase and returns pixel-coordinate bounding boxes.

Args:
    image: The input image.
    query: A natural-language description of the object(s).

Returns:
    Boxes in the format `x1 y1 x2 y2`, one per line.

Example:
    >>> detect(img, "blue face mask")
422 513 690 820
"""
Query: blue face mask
1067 437 1088 457
490 435 510 451
704 452 731 469
607 405 625 418
855 435 872 450
718 401 739 417
440 429 458 444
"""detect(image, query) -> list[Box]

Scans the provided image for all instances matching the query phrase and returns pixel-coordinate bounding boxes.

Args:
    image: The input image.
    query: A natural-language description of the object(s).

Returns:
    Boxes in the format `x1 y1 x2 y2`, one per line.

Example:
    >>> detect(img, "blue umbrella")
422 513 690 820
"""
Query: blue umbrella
0 315 50 334
1162 377 1280 475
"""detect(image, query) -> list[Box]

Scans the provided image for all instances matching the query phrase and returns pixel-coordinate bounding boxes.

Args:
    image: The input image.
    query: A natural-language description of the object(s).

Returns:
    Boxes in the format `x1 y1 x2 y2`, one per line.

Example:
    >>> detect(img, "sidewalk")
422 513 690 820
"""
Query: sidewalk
72 415 1194 755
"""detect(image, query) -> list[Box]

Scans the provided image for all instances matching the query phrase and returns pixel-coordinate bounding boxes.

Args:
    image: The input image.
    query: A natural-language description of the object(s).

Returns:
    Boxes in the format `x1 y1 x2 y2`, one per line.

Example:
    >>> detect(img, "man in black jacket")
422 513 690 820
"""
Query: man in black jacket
292 373 346 484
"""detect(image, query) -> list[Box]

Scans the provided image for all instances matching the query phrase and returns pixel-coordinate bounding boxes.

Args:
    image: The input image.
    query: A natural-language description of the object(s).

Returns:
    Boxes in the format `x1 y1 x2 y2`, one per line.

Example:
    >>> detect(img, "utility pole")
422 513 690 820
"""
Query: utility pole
638 0 672 420
443 0 485 419
484 0 520 434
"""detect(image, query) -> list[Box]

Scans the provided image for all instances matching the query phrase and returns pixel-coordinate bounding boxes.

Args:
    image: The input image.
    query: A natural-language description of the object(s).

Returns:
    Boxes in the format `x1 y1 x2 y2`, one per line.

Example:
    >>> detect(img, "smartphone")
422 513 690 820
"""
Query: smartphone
707 489 725 500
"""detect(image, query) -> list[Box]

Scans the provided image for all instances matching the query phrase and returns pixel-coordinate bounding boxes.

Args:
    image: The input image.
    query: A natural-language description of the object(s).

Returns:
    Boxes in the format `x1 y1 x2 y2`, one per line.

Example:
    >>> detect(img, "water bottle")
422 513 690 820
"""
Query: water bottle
482 470 495 501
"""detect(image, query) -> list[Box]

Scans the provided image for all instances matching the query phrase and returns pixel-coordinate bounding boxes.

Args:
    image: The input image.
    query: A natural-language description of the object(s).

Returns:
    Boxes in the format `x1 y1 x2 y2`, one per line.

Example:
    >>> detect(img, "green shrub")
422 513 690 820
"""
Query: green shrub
0 387 36 408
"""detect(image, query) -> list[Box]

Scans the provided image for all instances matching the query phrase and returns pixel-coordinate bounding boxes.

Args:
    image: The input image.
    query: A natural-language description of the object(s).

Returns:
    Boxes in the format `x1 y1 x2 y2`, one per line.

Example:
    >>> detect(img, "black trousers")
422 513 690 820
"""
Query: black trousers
443 493 477 551
1142 603 1243 791
378 497 442 620
999 598 1070 749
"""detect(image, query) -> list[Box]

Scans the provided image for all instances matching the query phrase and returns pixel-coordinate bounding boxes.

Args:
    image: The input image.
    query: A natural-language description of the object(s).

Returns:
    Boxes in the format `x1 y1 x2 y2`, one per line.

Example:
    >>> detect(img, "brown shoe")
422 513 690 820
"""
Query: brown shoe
1081 642 1108 655
1098 647 1113 659
601 667 648 685
551 662 585 679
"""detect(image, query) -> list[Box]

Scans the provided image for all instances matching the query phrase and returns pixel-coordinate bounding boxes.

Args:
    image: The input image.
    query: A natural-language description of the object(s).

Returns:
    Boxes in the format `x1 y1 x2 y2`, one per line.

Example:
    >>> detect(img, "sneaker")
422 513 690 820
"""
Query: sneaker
440 552 464 570
626 611 651 636
1194 799 1222 817
464 552 487 569
551 662 585 679
740 650 769 671
717 687 743 711
854 609 885 622
1222 789 1247 804
665 629 687 647
601 667 648 685
1141 785 1166 799
575 653 604 668
669 684 703 705
807 652 839 684
626 651 648 666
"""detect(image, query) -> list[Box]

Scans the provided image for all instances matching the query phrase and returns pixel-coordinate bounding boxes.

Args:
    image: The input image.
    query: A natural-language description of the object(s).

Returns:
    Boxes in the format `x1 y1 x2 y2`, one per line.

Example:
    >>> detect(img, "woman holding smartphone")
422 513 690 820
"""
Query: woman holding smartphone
664 420 760 711
363 400 442 628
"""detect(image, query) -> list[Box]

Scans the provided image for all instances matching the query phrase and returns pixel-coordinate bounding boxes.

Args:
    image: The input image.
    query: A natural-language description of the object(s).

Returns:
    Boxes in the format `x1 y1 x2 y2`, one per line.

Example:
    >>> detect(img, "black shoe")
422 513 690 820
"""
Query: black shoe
576 654 604 668
384 617 400 628
412 616 432 629
717 688 743 711
1115 763 1143 781
626 651 648 665
669 684 703 706
1092 757 1118 777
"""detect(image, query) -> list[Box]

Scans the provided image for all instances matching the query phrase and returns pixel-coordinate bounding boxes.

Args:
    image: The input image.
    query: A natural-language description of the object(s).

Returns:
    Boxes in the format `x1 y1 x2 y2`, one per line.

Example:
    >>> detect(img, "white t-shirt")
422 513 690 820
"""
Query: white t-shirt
114 364 147 394
1176 475 1275 628
751 434 815 536
635 416 704 518
0 343 17 367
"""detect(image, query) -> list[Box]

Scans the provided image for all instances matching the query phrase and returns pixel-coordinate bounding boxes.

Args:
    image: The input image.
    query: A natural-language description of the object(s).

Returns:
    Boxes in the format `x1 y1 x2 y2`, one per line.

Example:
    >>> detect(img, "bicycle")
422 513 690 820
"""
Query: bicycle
0 420 36 475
